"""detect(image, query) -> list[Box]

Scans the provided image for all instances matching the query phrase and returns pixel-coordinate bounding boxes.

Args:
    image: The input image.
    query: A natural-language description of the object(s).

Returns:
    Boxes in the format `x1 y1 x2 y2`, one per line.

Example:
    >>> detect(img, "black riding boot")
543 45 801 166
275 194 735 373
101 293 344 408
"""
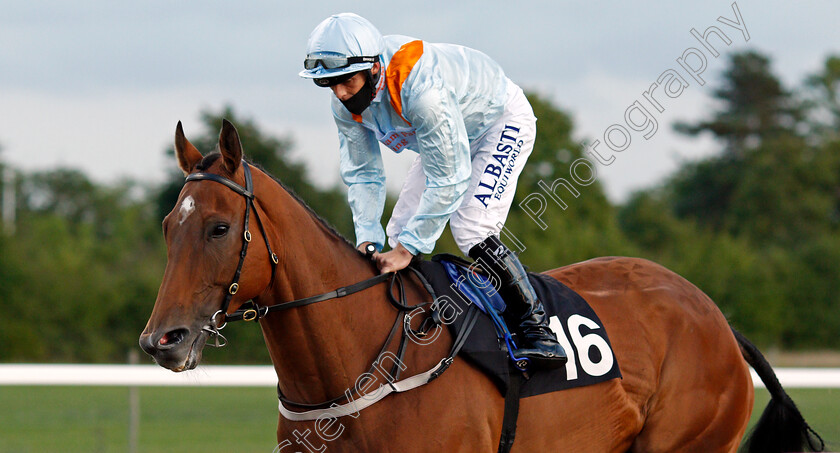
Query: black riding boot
469 235 567 370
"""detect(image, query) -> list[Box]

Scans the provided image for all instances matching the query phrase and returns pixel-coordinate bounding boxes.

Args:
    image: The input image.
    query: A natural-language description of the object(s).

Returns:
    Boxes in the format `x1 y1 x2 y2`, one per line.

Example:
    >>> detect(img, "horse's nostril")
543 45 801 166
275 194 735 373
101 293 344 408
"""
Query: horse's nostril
159 328 189 348
139 334 157 355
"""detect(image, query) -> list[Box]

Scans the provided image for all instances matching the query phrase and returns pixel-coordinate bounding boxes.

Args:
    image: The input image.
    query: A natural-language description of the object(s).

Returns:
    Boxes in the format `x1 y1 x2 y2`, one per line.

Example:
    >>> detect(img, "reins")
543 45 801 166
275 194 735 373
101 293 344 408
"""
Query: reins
225 271 392 322
183 160 479 421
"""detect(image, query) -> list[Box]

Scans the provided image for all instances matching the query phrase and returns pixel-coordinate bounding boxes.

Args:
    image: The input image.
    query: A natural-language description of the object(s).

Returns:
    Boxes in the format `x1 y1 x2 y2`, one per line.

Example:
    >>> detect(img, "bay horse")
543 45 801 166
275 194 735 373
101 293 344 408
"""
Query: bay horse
140 120 824 452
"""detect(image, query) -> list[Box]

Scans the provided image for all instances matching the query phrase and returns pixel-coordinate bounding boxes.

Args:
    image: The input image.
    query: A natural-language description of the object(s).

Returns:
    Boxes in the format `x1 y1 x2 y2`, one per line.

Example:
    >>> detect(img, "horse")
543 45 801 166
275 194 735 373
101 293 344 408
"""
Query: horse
140 120 824 452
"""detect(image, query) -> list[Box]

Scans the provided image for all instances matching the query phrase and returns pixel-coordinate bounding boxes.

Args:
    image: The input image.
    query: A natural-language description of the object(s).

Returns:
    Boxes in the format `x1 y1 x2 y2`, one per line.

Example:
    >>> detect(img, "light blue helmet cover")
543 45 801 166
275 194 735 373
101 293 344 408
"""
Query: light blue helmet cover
299 13 384 79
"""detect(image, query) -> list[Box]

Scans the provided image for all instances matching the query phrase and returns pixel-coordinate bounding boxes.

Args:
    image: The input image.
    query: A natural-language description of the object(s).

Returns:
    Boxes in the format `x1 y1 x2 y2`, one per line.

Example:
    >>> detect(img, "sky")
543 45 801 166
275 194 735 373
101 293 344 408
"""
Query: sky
2 0 839 202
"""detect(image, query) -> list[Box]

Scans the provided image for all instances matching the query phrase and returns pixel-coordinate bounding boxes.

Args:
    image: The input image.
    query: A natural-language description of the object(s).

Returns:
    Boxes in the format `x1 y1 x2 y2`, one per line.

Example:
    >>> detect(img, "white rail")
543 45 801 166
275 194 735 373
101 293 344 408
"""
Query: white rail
0 364 276 387
2 364 840 388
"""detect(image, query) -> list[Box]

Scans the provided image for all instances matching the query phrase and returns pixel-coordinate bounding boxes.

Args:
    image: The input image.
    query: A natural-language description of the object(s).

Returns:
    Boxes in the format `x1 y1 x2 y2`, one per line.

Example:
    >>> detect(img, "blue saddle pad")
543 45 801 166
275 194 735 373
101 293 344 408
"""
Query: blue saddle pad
414 254 622 397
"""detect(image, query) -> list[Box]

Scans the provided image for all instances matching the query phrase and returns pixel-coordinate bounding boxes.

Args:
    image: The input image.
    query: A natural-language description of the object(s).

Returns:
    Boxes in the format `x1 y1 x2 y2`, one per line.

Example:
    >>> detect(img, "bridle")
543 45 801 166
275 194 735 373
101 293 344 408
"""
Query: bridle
184 161 395 346
182 160 478 420
184 161 279 345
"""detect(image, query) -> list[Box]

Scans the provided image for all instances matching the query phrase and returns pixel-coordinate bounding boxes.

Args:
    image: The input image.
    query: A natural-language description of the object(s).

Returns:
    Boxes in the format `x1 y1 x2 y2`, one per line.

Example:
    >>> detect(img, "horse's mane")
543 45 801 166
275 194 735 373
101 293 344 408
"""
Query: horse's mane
263 170 356 250
195 152 356 250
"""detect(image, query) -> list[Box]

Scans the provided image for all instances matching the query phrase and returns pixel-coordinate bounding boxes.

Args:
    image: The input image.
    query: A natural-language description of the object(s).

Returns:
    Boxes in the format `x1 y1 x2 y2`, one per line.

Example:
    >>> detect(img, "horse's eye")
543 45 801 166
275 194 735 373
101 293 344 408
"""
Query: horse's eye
210 224 230 238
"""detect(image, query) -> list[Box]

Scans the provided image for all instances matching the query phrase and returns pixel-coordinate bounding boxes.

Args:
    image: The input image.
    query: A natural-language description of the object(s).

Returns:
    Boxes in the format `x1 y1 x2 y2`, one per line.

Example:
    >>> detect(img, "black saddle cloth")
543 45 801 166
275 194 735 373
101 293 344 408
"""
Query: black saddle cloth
413 255 621 398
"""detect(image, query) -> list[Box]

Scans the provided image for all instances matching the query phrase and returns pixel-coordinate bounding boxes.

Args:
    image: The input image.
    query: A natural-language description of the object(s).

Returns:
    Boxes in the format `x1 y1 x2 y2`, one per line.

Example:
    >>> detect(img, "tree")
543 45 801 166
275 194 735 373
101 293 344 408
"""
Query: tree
805 55 840 226
0 167 167 362
620 49 840 348
805 54 840 140
22 168 98 231
668 50 827 245
675 51 806 155
724 133 837 244
670 51 801 231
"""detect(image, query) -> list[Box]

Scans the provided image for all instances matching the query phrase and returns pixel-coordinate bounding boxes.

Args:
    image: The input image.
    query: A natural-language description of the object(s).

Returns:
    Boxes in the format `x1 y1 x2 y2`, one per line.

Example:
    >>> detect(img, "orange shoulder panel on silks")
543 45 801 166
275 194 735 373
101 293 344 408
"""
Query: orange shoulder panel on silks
385 40 424 126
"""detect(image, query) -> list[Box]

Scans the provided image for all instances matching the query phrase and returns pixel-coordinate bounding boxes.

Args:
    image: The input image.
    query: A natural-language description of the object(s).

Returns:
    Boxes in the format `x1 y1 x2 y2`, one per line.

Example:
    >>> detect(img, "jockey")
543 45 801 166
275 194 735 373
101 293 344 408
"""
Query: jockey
300 13 566 368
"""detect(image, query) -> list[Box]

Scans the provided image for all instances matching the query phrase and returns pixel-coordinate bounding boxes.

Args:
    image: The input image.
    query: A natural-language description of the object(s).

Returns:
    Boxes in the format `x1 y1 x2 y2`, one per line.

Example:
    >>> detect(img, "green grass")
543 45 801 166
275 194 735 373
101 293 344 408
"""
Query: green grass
0 386 837 452
0 386 279 453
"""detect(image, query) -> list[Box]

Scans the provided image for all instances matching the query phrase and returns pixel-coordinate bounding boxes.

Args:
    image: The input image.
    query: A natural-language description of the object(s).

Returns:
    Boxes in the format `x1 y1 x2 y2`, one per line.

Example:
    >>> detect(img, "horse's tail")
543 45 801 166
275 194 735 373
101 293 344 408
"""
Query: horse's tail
732 327 825 452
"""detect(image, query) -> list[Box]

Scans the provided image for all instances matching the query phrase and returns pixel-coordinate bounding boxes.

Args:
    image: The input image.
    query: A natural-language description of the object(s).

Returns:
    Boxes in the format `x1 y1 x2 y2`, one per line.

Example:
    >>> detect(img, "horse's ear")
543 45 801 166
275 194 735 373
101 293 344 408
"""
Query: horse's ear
175 121 203 176
218 119 242 175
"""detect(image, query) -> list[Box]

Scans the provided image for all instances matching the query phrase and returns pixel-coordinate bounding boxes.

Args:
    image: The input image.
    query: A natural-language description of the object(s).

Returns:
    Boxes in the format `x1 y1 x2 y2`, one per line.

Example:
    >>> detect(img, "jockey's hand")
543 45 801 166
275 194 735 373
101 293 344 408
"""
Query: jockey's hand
374 243 414 274
357 242 377 258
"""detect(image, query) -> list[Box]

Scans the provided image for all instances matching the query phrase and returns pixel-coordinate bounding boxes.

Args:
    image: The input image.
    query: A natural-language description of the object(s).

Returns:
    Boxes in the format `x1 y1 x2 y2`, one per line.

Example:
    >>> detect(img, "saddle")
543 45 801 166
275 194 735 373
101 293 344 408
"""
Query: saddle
412 254 622 397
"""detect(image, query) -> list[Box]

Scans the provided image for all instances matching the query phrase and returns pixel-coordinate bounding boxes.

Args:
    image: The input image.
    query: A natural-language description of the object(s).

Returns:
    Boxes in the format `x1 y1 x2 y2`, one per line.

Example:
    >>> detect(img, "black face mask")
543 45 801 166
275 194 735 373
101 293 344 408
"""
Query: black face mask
340 70 378 115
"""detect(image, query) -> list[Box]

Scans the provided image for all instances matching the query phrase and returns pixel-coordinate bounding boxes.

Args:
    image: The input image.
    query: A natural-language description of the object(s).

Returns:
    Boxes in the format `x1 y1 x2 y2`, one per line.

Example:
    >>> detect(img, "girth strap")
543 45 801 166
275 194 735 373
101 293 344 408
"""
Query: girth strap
280 358 448 421
497 370 526 453
278 304 480 421
274 267 437 412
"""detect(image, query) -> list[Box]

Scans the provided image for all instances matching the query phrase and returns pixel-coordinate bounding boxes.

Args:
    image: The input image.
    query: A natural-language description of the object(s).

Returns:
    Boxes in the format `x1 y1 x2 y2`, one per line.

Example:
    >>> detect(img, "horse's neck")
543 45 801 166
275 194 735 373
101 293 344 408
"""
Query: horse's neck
254 180 397 403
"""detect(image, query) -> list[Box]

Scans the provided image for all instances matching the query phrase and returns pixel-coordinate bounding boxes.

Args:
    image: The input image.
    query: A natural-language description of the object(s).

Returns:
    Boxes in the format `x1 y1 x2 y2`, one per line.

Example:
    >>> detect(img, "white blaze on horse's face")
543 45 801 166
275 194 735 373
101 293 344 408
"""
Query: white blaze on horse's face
178 196 196 225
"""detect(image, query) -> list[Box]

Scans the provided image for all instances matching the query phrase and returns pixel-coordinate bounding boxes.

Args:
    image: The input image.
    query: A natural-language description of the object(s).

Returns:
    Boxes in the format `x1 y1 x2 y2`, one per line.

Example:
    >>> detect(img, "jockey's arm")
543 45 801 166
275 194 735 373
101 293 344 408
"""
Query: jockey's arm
335 107 387 251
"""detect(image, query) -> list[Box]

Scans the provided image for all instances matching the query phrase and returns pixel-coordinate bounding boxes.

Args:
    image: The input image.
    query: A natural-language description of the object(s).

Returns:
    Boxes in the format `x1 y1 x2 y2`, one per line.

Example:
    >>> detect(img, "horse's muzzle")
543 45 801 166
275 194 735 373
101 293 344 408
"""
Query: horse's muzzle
139 326 203 371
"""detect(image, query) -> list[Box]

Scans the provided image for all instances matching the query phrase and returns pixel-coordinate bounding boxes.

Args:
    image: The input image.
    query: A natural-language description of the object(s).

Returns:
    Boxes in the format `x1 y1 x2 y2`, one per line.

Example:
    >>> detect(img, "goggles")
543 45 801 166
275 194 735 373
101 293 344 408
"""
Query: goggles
304 54 377 70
